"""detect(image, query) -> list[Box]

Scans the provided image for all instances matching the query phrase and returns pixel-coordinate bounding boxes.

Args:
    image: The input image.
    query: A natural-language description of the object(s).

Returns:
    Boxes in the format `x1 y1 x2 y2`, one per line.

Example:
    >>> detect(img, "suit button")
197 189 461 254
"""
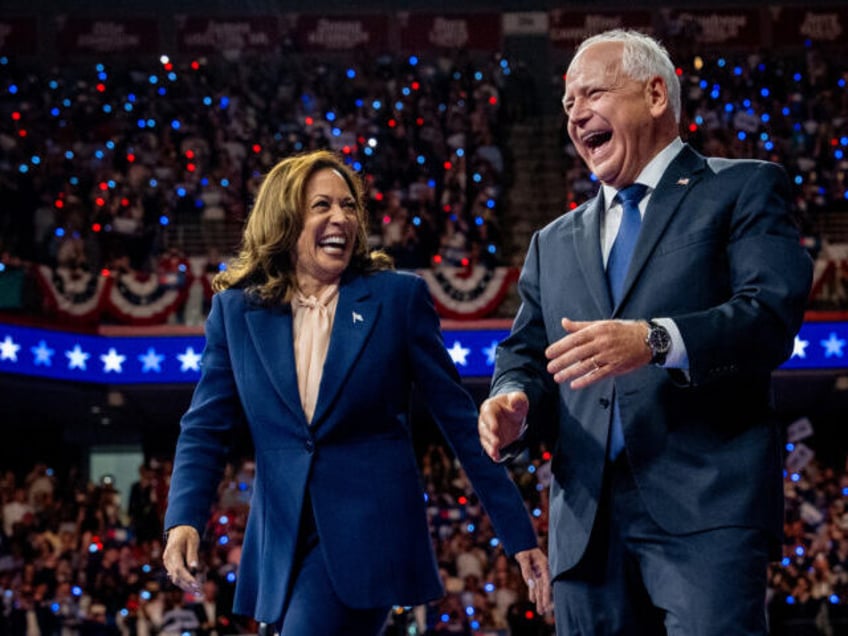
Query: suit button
305 440 314 453
599 398 610 409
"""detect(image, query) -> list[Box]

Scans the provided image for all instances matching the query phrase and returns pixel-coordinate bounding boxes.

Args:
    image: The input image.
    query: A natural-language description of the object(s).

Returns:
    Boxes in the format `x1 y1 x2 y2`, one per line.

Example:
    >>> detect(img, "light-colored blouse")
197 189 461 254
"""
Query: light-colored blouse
291 285 339 423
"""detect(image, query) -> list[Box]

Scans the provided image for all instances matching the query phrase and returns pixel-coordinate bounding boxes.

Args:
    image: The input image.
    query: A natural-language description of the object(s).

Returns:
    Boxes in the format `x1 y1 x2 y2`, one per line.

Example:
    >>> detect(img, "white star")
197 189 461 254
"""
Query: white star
31 340 55 366
446 340 470 367
821 332 846 358
791 336 809 359
66 345 90 370
101 348 126 373
177 347 202 372
0 335 21 362
483 340 499 366
138 348 164 373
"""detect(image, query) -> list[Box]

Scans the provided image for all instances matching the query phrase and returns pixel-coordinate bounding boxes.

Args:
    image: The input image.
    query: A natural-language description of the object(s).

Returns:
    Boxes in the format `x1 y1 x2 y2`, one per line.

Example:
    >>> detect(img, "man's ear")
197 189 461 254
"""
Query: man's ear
646 76 670 118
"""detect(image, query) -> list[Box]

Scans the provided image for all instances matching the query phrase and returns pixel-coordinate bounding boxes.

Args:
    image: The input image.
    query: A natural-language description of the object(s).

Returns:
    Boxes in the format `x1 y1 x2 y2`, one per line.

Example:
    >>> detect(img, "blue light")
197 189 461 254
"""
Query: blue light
55 228 65 238
412 216 421 227
500 59 509 69
0 264 5 273
220 96 230 109
794 73 802 82
171 120 181 130
176 187 187 197
486 199 495 209
141 590 151 600
484 582 495 592
142 564 151 573
31 156 41 165
364 147 373 156
219 535 229 545
124 103 133 112
203 96 212 106
471 621 480 630
742 99 751 108
18 164 29 174
839 79 847 88
440 614 449 623
148 75 158 84
402 87 411 96
466 523 475 532
830 594 839 604
409 56 419 66
372 100 382 110
149 178 158 187
734 67 743 76
96 63 105 72
221 178 230 187
98 71 107 81
760 88 770 98
106 140 115 150
49 80 58 89
760 133 769 141
137 119 146 129
8 84 18 95
475 216 484 226
168 72 177 82
465 606 475 616
72 586 82 597
717 58 726 68
428 179 436 188
786 595 795 605
791 473 801 482
157 87 166 96
695 115 704 125
474 71 483 81
159 216 169 226
226 572 237 583
724 103 734 113
51 107 61 117
489 538 500 548
761 113 770 123
355 99 363 108
699 80 708 89
51 602 60 613
836 150 844 160
737 131 747 141
456 148 465 158
472 173 482 183
417 155 426 165
218 262 227 272
781 557 791 566
794 175 803 185
346 69 356 79
394 101 404 111
487 245 496 254
63 98 71 107
841 137 848 146
843 487 848 496
331 127 341 137
326 111 336 122
795 545 805 556
710 89 720 100
532 508 542 518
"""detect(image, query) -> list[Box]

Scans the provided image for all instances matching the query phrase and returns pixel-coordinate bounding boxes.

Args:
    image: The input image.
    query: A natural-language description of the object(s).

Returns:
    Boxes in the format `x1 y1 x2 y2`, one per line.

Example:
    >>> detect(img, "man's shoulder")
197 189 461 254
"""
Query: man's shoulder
536 197 596 241
703 155 782 178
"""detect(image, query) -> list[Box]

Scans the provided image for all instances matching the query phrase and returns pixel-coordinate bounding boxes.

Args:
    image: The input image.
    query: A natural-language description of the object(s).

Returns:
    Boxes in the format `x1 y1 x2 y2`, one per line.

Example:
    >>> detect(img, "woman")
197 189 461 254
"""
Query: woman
162 150 550 635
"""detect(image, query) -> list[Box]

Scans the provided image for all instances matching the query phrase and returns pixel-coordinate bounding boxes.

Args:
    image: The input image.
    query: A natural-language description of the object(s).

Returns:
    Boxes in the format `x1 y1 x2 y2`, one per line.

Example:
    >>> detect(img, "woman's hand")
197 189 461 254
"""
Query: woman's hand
162 525 201 594
514 547 552 615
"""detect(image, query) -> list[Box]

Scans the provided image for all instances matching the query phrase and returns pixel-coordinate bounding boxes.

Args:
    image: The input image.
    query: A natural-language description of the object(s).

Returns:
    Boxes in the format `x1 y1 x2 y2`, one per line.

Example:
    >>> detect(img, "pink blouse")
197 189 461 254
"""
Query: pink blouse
291 285 339 424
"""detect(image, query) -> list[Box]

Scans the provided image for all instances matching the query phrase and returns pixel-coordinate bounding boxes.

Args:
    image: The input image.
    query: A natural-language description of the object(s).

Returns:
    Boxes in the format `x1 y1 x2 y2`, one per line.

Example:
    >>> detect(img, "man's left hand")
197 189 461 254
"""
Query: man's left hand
545 317 651 389
514 547 552 615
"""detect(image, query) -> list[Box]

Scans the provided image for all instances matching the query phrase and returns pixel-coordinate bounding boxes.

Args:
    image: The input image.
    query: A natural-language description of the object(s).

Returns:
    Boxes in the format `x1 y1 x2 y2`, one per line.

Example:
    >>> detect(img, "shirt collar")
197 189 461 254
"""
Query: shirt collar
601 137 684 211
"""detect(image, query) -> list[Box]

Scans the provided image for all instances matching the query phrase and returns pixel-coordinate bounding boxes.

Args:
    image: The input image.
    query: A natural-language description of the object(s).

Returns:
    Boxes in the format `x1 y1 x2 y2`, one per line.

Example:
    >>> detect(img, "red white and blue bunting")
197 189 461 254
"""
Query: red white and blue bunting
417 266 518 320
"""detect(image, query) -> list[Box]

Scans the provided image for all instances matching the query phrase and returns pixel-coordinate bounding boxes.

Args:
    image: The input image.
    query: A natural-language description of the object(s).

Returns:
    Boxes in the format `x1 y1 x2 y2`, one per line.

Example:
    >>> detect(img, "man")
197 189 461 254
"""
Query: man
478 29 812 635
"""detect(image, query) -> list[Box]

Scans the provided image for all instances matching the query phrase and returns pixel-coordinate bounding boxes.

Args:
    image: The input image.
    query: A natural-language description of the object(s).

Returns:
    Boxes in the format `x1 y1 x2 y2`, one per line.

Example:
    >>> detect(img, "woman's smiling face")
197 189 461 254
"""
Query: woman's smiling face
293 168 359 296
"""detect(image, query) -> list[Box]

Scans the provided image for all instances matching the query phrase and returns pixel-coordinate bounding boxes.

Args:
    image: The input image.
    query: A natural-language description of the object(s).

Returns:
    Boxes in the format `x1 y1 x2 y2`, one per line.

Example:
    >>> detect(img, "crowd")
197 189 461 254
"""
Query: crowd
0 47 518 288
1 437 848 634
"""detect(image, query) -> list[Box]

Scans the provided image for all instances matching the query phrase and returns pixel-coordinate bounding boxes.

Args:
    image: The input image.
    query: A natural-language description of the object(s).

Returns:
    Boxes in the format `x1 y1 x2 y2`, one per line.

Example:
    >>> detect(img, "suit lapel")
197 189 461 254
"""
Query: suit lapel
310 273 379 427
572 196 614 316
614 145 707 314
245 303 307 423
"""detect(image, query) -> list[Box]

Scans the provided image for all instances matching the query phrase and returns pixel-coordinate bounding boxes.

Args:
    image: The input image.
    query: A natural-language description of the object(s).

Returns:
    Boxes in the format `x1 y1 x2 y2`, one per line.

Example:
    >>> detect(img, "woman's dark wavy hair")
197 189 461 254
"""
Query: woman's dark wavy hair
212 150 392 304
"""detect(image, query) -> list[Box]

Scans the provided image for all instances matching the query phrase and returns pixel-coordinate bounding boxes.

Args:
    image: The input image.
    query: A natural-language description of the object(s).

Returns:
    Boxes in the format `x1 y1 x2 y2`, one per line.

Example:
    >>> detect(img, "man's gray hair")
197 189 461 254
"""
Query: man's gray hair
574 29 681 123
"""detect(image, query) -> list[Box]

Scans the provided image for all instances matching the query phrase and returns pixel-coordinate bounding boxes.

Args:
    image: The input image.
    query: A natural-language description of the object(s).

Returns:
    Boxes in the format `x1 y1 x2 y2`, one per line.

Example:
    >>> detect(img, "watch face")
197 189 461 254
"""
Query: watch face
650 326 671 352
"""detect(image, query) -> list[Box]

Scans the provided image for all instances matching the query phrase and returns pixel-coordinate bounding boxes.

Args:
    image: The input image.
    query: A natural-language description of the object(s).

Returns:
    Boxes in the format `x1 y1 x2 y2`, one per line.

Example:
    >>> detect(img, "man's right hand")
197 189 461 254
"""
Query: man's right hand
478 391 529 462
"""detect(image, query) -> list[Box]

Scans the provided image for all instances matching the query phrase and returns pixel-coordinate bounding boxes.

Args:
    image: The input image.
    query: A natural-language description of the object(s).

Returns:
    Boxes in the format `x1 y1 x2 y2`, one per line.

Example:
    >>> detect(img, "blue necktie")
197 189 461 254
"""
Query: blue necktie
606 183 647 459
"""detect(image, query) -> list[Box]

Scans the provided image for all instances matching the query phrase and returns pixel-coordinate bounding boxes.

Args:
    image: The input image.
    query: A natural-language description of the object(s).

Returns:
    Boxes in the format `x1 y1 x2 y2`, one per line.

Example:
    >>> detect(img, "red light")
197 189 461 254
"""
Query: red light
675 67 683 76
18 129 26 138
568 201 577 210
99 182 108 191
374 192 384 201
305 116 314 126
185 150 195 159
416 117 424 126
525 610 535 620
92 223 102 232
689 123 698 132
443 204 451 212
252 144 262 154
832 138 839 147
186 163 196 172
164 62 173 71
95 197 105 207
191 60 200 70
411 81 420 90
433 254 442 264
126 153 136 163
488 96 497 105
388 119 397 128
542 451 551 461
342 145 351 154
121 198 130 207
11 111 20 121
443 161 452 170
54 199 64 209
101 269 110 277
460 258 469 267
458 496 468 505
382 215 391 225
96 83 106 93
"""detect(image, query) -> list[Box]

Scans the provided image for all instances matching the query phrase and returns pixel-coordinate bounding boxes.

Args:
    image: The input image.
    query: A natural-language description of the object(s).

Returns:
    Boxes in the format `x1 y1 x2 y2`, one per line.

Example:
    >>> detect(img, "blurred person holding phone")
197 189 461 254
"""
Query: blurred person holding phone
163 150 550 636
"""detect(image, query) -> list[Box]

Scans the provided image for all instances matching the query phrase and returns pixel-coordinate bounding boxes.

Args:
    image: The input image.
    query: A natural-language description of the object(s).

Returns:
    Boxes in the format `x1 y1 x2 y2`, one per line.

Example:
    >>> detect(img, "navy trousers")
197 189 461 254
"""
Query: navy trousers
553 456 770 636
